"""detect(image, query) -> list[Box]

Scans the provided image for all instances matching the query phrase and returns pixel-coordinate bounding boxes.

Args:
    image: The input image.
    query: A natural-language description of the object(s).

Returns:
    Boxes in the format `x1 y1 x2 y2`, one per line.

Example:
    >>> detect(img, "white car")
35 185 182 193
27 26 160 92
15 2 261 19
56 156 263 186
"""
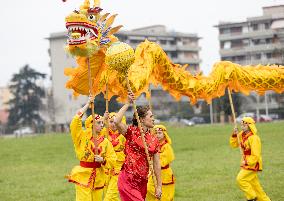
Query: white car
180 119 195 126
13 127 34 135
236 113 256 123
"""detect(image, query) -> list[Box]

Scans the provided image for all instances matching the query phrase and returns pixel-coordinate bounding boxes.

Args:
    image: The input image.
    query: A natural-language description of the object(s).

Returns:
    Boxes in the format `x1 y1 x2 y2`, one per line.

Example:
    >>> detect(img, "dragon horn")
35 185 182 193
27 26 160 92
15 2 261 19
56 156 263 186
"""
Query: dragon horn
99 13 110 22
80 0 90 10
94 0 100 7
104 14 118 30
107 25 123 36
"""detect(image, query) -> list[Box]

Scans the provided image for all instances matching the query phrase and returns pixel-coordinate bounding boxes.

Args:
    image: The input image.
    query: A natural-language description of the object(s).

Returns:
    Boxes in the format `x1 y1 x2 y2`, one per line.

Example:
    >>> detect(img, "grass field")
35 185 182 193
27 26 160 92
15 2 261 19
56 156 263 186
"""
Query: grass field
0 121 283 201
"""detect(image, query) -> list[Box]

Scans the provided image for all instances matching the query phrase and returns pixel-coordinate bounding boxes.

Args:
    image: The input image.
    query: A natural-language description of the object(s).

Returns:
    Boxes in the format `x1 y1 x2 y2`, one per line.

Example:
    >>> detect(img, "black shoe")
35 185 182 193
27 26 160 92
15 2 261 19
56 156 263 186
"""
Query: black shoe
247 199 257 201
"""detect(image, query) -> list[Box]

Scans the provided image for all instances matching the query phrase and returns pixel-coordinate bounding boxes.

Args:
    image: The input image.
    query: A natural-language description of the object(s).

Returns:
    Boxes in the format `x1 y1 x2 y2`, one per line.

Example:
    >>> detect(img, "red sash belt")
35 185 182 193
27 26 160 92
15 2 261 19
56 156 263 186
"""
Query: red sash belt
243 150 251 155
161 164 169 169
80 161 101 168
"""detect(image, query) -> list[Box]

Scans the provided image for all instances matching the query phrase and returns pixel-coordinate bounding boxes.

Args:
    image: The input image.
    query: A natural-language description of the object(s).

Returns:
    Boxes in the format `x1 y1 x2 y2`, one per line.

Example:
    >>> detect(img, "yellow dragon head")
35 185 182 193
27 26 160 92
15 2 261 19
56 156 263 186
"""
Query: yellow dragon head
65 0 122 57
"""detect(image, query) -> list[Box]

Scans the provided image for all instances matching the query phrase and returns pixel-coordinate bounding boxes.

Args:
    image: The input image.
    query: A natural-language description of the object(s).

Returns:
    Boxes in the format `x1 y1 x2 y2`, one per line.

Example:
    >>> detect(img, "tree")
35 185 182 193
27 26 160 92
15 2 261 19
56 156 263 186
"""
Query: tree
214 90 242 122
86 92 121 116
7 65 46 132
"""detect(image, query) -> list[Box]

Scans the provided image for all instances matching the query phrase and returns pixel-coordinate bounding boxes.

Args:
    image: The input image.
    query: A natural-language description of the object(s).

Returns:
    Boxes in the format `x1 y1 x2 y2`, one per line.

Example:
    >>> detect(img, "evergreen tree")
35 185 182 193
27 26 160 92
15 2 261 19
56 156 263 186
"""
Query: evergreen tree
86 92 121 116
215 90 242 122
7 65 46 132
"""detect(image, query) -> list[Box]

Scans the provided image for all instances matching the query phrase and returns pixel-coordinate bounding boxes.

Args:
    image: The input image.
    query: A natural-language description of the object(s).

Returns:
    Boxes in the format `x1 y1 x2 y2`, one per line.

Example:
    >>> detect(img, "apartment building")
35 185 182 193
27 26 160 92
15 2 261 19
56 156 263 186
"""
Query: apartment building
47 25 201 124
215 5 284 115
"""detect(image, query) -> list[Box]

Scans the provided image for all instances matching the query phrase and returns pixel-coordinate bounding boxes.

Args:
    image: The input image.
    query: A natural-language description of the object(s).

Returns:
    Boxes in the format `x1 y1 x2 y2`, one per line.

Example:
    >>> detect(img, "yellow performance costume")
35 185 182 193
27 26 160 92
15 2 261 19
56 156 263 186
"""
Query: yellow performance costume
147 125 175 201
104 112 126 201
67 114 117 201
229 117 271 201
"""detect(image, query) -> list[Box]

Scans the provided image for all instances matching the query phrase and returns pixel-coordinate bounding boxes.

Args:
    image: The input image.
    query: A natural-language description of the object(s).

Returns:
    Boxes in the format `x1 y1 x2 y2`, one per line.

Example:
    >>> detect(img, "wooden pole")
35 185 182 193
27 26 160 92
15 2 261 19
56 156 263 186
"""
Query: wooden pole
227 88 242 154
148 88 153 112
87 57 98 155
105 83 109 138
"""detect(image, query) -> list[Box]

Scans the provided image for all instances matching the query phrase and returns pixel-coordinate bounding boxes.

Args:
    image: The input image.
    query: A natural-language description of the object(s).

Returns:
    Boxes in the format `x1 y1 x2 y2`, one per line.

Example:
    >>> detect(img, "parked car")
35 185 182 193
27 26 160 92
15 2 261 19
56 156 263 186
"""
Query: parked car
13 127 34 135
268 113 279 120
154 118 161 124
190 117 206 124
168 116 179 123
236 113 256 123
180 119 195 126
259 115 272 122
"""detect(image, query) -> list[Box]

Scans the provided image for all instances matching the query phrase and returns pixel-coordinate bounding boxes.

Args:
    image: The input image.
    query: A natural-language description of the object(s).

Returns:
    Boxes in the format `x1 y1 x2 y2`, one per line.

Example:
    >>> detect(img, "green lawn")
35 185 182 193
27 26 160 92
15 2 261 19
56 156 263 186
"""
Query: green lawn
0 122 283 201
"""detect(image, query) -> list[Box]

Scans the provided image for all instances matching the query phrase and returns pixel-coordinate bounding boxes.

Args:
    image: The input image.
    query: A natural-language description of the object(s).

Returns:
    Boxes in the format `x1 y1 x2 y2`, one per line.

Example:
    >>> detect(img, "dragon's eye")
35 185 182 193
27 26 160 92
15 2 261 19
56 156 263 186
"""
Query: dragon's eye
88 14 95 21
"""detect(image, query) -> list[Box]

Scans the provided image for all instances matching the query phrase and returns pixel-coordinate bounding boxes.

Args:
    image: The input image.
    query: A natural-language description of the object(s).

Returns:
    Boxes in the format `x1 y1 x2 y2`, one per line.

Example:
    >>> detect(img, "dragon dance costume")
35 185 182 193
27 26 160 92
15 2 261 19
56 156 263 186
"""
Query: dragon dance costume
67 114 117 201
147 125 175 201
230 117 271 201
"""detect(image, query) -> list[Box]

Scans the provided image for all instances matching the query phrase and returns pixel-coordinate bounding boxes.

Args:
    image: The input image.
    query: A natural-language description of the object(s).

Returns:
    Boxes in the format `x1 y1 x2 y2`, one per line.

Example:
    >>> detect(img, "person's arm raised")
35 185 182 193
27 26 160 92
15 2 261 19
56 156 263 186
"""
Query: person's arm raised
114 91 134 135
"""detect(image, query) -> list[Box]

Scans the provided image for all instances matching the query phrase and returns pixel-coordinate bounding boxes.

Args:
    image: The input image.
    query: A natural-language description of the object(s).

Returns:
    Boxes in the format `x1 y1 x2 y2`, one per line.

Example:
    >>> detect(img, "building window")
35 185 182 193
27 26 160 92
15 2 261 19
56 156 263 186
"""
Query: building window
243 39 250 47
266 53 272 59
265 38 272 44
231 27 242 34
252 24 258 31
220 28 230 34
223 41 231 49
231 39 243 48
252 39 260 45
264 23 270 29
130 40 141 44
171 52 178 58
242 26 249 33
160 40 167 45
170 40 176 45
252 54 261 60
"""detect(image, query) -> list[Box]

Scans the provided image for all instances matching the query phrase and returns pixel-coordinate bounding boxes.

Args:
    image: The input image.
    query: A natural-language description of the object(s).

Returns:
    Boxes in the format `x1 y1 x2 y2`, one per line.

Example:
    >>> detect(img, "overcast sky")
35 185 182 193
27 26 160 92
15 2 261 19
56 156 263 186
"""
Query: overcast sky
1 0 283 86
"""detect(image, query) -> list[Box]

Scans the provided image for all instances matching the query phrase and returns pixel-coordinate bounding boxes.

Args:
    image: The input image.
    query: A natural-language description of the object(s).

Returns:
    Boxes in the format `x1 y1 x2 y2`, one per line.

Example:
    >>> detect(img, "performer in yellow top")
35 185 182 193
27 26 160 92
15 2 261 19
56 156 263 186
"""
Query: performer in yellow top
66 96 117 201
103 112 126 201
230 117 271 201
147 124 175 201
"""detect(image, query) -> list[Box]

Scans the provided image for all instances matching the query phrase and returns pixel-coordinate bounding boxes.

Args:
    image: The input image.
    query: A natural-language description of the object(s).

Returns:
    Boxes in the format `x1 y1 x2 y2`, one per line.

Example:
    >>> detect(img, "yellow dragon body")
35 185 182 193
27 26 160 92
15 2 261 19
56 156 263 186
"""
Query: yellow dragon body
64 0 284 104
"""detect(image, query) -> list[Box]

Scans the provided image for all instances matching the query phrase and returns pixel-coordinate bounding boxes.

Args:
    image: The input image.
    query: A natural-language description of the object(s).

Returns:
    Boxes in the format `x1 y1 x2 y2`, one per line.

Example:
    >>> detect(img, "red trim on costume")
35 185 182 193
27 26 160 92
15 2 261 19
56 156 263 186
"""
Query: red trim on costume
239 132 261 171
109 131 120 147
161 164 169 169
80 161 101 168
68 179 104 190
162 175 175 185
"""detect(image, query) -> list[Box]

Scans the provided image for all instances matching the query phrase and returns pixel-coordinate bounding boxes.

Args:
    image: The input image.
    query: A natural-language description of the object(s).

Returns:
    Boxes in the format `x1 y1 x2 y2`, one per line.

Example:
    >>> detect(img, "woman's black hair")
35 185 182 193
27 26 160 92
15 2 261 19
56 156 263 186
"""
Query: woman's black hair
132 105 150 126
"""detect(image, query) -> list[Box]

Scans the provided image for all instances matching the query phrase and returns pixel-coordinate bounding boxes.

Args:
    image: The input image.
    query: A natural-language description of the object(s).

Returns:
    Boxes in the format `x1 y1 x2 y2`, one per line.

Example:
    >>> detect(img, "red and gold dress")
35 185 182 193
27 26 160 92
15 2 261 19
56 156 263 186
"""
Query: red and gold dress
118 125 159 201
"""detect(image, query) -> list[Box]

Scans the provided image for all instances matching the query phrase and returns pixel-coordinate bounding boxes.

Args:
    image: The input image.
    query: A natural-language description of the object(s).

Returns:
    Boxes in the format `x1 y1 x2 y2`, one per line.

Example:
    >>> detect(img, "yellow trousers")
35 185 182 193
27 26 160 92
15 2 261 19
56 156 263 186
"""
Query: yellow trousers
236 169 271 201
146 178 175 201
75 185 103 201
103 172 111 198
104 174 120 201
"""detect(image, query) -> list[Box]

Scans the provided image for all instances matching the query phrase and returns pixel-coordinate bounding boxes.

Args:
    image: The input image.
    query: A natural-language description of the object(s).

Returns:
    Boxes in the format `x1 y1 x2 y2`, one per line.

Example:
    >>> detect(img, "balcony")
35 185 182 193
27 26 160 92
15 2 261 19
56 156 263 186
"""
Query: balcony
219 29 276 41
173 57 201 64
176 45 201 51
220 43 284 57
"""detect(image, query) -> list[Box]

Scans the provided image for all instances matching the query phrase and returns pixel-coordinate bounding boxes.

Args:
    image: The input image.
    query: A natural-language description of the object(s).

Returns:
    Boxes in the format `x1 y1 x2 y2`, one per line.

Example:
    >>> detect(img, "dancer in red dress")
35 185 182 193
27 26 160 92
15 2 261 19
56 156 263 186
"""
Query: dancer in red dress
114 92 162 201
